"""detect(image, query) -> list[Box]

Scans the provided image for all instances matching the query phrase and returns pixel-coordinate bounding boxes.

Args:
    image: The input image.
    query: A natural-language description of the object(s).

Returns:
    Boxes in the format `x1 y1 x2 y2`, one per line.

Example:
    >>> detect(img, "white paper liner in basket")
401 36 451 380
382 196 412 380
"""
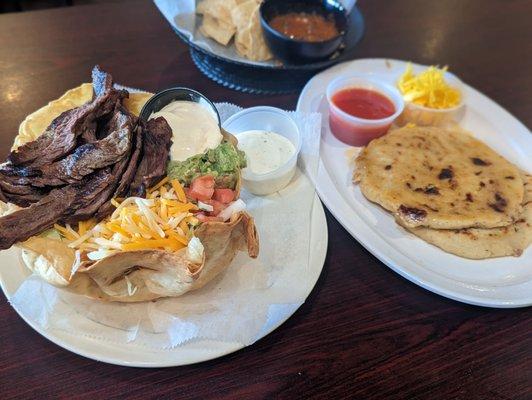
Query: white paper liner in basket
10 103 322 349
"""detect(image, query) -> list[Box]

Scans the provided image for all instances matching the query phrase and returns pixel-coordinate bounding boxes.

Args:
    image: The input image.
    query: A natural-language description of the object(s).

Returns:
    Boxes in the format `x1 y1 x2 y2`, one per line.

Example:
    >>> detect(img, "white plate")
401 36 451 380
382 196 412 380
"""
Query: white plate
0 194 327 367
297 58 532 308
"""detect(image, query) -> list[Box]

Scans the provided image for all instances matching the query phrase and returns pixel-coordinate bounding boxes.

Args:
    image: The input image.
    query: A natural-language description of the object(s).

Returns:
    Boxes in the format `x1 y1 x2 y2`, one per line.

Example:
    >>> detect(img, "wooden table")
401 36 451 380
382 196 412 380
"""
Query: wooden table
0 1 530 398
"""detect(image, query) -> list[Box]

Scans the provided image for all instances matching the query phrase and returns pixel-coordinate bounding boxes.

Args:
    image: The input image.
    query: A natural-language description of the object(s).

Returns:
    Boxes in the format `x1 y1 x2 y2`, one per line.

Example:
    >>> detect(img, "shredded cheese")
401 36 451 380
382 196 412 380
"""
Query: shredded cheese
148 177 169 193
171 179 187 203
56 179 197 258
397 63 461 109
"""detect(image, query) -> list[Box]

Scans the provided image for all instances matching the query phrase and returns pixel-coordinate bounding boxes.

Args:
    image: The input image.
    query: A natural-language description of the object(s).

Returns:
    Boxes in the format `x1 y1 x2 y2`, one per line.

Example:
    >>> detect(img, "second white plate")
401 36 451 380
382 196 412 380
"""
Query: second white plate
297 58 532 308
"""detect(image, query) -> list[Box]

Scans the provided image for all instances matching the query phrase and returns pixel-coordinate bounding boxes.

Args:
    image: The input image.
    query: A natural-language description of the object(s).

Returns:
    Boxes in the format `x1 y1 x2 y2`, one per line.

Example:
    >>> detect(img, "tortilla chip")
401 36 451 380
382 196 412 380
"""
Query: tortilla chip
197 0 268 57
233 2 272 61
197 0 235 22
230 0 257 32
123 92 153 116
200 14 236 46
197 0 237 45
19 237 79 286
20 212 258 302
193 211 258 289
72 248 202 302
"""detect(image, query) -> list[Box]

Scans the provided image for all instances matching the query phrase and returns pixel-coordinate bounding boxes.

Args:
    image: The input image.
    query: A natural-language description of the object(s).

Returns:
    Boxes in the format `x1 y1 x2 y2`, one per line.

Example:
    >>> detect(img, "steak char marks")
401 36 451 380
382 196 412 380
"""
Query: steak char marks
94 123 144 220
2 110 133 188
0 67 173 250
8 66 127 168
129 117 173 197
0 169 112 249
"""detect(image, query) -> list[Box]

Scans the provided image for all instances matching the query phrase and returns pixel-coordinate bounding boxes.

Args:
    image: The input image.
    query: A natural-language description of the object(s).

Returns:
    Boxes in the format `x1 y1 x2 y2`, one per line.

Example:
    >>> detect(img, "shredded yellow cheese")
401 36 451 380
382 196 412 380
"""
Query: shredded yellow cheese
148 176 169 193
397 63 461 109
171 179 187 203
55 179 197 260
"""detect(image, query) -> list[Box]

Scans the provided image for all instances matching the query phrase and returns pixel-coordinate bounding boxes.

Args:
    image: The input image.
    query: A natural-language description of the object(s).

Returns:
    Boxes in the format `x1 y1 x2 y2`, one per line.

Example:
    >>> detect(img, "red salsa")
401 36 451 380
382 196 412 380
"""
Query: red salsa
269 12 339 42
332 88 395 120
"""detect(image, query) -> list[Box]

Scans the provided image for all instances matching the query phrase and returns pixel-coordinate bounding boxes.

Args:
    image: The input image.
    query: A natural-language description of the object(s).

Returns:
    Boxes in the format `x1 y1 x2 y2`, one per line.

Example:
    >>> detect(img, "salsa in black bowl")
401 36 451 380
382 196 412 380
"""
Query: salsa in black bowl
260 0 348 64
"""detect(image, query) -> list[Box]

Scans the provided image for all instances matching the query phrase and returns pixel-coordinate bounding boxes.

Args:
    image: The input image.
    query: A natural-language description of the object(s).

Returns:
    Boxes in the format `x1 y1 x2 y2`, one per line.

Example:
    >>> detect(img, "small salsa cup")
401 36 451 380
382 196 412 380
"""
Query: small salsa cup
326 76 404 146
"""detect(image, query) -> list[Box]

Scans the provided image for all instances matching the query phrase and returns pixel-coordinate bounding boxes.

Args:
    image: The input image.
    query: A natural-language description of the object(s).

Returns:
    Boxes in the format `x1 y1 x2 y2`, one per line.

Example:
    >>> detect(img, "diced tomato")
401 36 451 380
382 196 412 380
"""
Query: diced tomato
196 212 222 222
204 199 227 216
213 188 235 204
188 175 215 201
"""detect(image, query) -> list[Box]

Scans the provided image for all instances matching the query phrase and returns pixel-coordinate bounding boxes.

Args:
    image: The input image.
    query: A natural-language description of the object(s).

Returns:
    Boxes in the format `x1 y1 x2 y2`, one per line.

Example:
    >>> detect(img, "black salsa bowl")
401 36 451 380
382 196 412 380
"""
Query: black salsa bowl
260 0 348 64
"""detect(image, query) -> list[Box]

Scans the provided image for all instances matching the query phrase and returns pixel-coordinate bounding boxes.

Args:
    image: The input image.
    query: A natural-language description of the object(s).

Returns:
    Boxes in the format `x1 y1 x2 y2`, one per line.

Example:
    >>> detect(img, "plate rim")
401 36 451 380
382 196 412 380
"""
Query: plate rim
296 57 532 308
0 194 328 367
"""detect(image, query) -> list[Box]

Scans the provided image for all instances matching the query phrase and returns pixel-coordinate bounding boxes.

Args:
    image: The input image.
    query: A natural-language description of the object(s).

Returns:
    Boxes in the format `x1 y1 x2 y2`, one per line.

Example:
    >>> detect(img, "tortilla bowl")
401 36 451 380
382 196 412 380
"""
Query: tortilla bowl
9 84 259 302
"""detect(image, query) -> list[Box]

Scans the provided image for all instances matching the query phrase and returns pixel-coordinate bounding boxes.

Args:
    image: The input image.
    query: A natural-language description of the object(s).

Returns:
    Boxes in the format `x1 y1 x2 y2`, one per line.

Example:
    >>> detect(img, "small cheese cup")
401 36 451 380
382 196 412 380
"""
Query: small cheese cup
396 72 465 127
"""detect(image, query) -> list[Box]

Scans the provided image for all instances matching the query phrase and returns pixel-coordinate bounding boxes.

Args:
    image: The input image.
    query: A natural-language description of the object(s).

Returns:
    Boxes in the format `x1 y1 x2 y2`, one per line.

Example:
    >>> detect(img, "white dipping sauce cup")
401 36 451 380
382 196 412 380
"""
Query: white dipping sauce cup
223 107 301 196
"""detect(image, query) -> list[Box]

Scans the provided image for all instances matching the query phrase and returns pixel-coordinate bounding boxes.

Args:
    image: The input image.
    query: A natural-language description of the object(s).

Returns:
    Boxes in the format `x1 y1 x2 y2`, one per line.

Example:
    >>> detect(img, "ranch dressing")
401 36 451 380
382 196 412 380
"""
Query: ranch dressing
150 101 222 162
236 130 297 196
237 130 295 176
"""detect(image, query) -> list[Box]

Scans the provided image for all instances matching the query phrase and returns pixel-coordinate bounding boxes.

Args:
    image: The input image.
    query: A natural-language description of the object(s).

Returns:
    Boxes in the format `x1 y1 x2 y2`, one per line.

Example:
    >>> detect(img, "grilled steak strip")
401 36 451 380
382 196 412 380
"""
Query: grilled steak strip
94 123 144 220
63 166 123 224
7 66 124 167
0 110 139 247
56 111 132 181
63 107 139 223
128 117 173 197
65 133 135 225
2 193 44 208
0 66 177 250
0 189 77 249
9 110 133 187
0 191 45 208
0 114 172 249
0 168 113 249
0 175 44 195
0 187 7 203
92 64 113 98
0 176 46 207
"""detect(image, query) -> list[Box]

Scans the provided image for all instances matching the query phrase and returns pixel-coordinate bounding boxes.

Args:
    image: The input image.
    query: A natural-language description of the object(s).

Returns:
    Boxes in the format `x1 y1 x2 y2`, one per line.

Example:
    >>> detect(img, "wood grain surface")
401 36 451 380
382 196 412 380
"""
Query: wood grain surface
0 1 531 399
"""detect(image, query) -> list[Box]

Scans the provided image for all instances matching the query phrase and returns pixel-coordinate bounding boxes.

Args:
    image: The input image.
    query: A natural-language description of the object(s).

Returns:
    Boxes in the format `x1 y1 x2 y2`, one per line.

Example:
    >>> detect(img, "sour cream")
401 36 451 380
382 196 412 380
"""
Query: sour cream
236 130 297 195
150 101 222 162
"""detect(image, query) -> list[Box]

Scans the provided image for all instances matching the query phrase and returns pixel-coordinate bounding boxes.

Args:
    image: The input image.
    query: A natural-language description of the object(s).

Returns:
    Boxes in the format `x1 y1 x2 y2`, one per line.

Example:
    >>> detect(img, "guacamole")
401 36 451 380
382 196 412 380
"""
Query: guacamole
167 142 246 189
